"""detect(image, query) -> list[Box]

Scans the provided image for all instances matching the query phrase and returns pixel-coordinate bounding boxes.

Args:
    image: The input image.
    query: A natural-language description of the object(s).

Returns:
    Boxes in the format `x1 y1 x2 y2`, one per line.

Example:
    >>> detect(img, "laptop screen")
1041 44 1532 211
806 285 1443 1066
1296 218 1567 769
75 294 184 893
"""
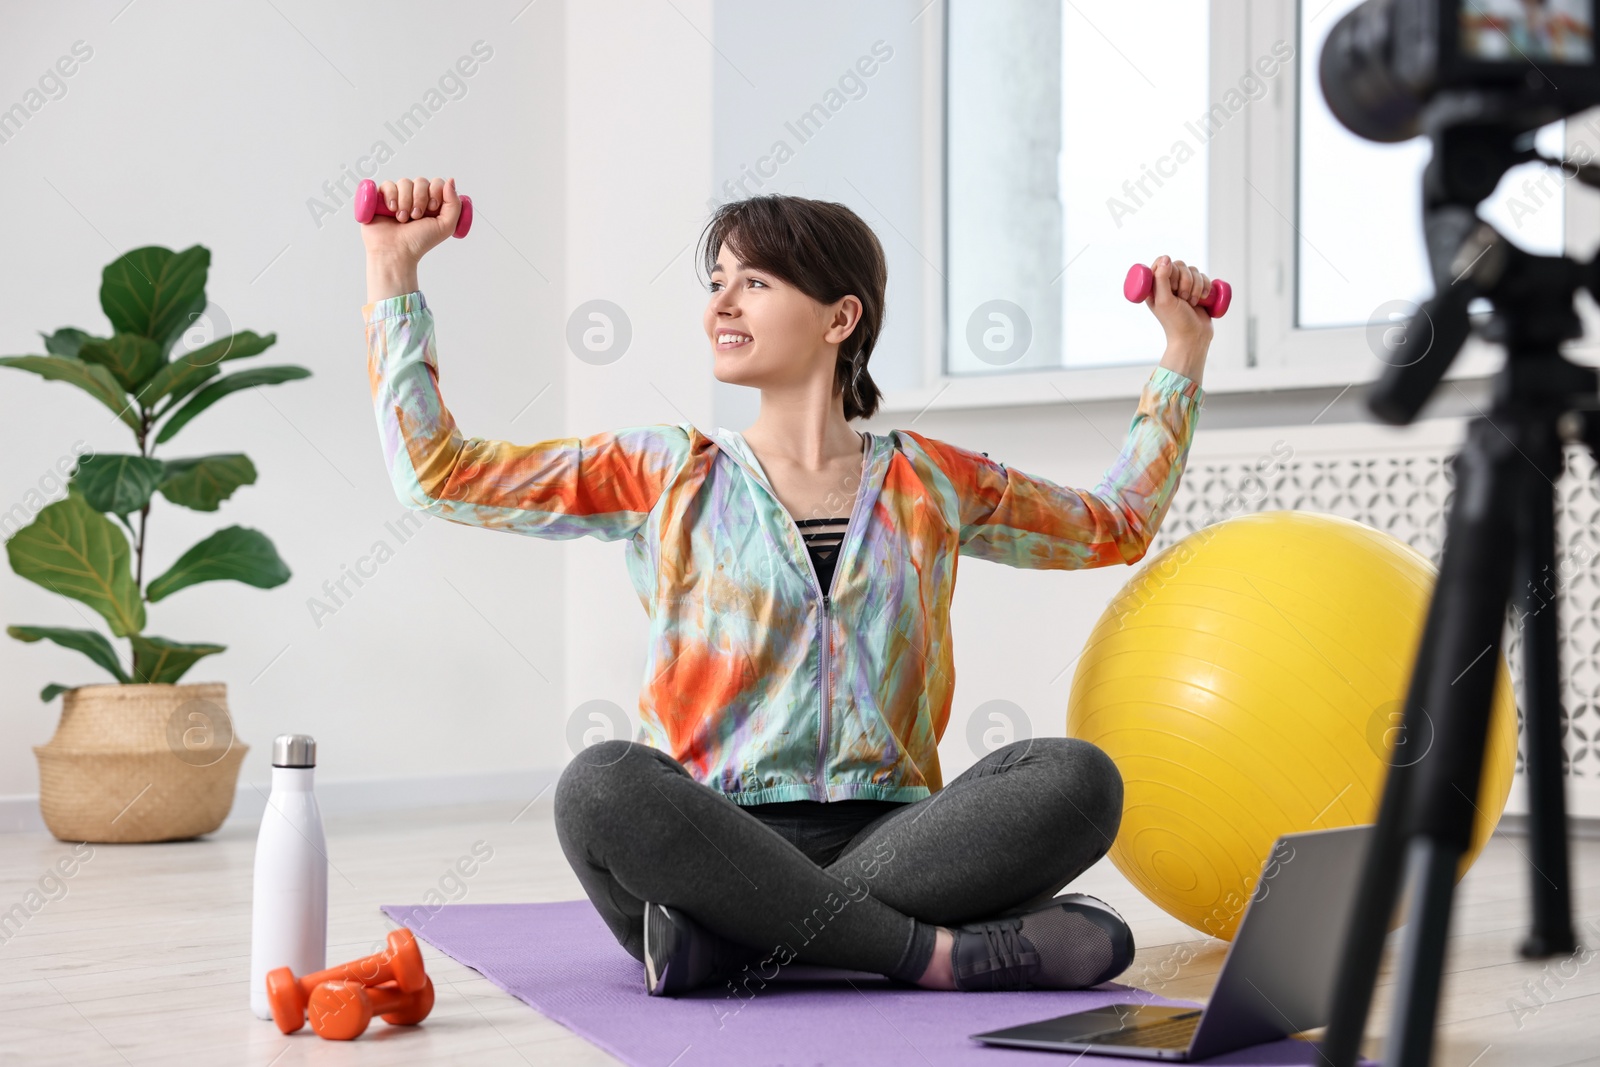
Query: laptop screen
1187 824 1376 1059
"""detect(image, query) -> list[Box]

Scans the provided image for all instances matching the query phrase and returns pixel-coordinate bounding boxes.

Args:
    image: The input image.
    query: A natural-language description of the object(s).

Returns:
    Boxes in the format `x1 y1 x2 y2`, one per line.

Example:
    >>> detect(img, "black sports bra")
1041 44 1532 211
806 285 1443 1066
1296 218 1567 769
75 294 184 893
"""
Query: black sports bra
796 516 851 598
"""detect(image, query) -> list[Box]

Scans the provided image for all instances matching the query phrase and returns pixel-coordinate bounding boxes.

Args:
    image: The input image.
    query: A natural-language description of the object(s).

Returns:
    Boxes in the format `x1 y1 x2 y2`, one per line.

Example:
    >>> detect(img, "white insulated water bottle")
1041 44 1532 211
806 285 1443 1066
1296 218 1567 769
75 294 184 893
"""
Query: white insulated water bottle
249 733 328 1019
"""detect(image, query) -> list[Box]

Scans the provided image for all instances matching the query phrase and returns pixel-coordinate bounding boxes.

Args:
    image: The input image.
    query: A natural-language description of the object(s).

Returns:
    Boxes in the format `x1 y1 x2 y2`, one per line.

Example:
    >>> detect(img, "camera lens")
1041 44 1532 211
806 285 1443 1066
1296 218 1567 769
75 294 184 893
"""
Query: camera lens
1319 0 1425 143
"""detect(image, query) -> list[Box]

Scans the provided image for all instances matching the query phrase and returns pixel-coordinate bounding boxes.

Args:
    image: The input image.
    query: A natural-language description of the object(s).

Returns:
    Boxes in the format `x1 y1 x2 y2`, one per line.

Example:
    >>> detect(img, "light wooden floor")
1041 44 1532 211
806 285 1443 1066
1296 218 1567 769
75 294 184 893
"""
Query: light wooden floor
0 799 1596 1066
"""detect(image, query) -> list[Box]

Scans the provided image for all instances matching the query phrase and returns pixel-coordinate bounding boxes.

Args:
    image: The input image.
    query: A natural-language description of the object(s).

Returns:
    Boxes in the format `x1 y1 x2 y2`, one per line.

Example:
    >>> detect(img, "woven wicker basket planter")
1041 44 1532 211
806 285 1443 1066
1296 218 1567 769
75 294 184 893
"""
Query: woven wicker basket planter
33 682 249 843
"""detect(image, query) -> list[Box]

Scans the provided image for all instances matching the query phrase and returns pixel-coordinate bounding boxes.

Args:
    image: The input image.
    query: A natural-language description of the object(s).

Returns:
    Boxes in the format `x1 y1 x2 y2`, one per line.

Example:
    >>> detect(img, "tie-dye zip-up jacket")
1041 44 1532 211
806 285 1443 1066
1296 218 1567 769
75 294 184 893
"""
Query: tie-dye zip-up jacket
365 291 1205 805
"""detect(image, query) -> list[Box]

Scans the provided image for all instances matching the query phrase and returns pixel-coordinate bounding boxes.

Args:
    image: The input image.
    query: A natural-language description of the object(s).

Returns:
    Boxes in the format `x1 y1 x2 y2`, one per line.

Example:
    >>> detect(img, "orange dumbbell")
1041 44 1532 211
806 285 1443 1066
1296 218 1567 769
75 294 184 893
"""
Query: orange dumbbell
308 976 436 1041
265 928 427 1034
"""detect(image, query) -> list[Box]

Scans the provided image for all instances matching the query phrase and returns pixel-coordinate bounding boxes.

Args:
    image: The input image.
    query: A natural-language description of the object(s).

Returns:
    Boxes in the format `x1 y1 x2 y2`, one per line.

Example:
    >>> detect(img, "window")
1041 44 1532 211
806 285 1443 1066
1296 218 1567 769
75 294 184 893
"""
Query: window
875 0 1572 414
945 0 1212 375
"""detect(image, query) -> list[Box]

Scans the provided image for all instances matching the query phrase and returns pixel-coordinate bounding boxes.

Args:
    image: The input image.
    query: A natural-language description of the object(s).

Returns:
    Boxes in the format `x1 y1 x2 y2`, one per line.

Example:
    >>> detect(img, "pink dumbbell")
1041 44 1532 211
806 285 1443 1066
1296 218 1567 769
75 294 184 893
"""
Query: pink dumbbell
1124 263 1231 318
354 178 473 238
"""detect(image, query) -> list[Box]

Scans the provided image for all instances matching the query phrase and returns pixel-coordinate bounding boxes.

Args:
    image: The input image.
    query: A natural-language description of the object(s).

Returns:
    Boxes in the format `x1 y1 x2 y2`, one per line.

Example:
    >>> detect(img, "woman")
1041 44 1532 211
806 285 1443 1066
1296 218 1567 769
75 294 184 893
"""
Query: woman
362 177 1211 998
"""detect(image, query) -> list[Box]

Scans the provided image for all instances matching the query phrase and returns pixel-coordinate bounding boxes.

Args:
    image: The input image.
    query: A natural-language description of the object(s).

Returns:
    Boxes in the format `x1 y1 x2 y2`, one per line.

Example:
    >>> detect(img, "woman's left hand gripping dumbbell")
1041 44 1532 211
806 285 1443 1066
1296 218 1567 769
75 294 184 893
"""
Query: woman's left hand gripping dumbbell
1139 255 1218 372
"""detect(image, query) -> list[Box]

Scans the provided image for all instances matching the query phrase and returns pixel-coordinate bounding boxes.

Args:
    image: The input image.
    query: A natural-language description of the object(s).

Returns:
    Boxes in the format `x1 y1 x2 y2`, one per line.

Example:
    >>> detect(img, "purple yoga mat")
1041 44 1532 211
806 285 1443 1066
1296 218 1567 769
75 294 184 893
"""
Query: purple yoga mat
380 900 1376 1066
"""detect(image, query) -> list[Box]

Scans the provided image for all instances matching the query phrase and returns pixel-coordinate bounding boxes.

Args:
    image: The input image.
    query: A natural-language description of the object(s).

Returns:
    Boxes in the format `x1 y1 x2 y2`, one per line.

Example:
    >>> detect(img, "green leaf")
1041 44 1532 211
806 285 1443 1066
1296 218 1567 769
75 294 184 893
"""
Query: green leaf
41 327 96 359
154 365 312 444
4 492 145 636
180 328 277 368
136 330 278 410
157 454 256 512
145 525 291 603
7 624 130 682
129 633 226 684
77 334 165 392
0 355 140 432
100 245 210 353
70 453 165 518
40 683 71 703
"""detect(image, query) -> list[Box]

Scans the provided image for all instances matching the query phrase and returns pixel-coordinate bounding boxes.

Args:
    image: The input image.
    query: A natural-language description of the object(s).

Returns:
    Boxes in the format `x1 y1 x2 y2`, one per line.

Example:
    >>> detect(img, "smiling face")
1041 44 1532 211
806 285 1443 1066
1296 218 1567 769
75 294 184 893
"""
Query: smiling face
703 240 859 395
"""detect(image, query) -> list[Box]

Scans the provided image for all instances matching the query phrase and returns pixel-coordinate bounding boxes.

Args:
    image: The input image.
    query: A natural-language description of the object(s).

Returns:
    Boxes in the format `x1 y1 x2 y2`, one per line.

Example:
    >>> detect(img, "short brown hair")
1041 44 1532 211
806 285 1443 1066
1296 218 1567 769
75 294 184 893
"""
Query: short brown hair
697 195 886 421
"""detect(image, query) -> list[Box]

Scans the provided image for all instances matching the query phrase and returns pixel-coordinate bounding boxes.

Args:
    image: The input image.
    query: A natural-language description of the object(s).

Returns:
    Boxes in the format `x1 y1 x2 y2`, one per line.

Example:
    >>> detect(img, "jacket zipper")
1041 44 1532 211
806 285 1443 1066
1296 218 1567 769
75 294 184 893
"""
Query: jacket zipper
715 430 873 798
809 434 871 796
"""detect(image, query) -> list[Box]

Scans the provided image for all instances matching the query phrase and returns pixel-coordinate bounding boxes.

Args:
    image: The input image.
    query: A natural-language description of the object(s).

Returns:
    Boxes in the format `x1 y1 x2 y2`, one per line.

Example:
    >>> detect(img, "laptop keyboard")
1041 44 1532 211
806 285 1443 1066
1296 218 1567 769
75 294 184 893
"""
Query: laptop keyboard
1083 1013 1200 1048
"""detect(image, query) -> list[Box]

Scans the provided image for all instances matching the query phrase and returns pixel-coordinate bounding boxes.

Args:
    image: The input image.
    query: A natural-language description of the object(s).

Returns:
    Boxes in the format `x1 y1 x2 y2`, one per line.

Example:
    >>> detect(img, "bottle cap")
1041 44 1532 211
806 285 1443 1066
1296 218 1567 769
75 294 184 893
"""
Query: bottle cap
272 734 317 768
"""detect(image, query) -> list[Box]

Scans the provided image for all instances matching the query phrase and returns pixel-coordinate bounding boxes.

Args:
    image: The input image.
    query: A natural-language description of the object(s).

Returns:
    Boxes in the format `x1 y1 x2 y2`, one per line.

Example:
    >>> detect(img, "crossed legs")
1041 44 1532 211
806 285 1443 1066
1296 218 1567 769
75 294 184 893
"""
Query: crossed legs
552 736 1123 984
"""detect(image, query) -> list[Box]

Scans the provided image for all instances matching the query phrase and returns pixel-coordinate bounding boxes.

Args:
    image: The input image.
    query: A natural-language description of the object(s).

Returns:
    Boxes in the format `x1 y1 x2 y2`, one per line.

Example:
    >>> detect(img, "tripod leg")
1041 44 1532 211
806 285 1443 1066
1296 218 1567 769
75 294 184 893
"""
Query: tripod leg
1321 609 1435 1067
1385 839 1460 1067
1516 470 1577 957
1324 416 1522 1067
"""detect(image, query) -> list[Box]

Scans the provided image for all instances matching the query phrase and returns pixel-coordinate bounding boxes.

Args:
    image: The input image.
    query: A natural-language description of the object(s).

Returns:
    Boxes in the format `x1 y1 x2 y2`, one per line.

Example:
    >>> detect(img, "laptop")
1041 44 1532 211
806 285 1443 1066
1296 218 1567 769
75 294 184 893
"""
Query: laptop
970 823 1374 1061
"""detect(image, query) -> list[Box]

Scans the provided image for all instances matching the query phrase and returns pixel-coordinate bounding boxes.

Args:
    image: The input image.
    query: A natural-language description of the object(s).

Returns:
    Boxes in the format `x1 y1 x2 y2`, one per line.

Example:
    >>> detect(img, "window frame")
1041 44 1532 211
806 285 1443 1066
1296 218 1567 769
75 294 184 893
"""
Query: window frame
875 0 1565 417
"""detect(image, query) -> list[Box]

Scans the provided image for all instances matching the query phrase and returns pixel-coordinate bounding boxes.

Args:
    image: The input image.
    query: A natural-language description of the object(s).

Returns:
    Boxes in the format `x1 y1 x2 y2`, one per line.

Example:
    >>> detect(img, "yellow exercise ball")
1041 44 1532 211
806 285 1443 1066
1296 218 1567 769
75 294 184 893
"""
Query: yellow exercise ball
1067 510 1518 941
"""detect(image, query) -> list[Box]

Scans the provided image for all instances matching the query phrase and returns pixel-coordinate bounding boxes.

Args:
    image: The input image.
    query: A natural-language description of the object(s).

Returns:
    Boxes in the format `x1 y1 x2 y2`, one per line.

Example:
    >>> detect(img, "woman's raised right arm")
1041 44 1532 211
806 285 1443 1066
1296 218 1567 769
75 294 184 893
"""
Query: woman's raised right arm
363 177 692 542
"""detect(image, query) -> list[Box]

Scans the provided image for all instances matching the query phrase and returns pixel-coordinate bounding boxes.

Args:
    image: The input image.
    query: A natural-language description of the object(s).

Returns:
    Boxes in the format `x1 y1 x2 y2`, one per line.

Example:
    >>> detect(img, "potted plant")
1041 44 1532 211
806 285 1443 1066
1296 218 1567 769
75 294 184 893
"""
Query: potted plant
1 244 309 843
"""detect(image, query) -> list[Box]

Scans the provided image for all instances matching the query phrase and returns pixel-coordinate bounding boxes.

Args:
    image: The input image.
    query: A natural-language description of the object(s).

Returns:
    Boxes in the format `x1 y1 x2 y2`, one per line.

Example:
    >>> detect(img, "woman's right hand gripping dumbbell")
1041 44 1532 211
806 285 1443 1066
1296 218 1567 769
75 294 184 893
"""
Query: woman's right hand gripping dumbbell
364 177 461 303
361 176 463 262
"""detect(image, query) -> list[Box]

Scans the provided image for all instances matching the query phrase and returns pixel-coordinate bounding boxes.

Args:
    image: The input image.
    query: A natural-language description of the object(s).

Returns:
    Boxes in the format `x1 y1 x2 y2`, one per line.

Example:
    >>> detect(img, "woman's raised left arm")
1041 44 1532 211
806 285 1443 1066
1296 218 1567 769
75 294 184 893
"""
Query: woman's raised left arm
899 366 1204 570
897 254 1213 569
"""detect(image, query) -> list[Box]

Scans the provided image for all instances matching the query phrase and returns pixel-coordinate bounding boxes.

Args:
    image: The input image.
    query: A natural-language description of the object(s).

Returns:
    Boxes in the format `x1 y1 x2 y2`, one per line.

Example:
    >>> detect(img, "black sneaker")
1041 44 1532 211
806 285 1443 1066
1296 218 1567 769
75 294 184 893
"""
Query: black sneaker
643 902 761 996
950 892 1135 992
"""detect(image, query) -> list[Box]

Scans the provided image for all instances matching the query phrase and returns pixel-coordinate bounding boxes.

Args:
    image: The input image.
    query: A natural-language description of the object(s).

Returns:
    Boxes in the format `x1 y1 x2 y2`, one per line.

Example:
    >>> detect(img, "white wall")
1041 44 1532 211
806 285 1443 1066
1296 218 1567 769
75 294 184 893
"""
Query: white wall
0 0 567 813
561 0 715 758
708 0 931 428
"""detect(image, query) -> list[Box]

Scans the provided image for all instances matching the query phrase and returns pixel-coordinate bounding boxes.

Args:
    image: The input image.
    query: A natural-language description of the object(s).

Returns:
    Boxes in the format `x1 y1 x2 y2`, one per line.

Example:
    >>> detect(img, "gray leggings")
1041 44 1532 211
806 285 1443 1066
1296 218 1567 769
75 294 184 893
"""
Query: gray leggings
552 736 1123 985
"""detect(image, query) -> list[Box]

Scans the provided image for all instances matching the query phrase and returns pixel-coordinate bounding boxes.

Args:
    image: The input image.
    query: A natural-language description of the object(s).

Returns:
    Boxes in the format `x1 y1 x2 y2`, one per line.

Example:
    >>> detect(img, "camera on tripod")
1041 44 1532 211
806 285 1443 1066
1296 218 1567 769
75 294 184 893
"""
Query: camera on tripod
1312 0 1600 427
1310 4 1600 1067
1322 0 1600 143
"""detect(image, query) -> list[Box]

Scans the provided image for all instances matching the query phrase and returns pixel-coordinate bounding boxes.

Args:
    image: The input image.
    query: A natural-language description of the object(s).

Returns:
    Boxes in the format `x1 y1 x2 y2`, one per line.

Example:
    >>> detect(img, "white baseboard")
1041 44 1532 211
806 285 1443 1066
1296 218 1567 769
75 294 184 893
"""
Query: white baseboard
0 767 563 837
